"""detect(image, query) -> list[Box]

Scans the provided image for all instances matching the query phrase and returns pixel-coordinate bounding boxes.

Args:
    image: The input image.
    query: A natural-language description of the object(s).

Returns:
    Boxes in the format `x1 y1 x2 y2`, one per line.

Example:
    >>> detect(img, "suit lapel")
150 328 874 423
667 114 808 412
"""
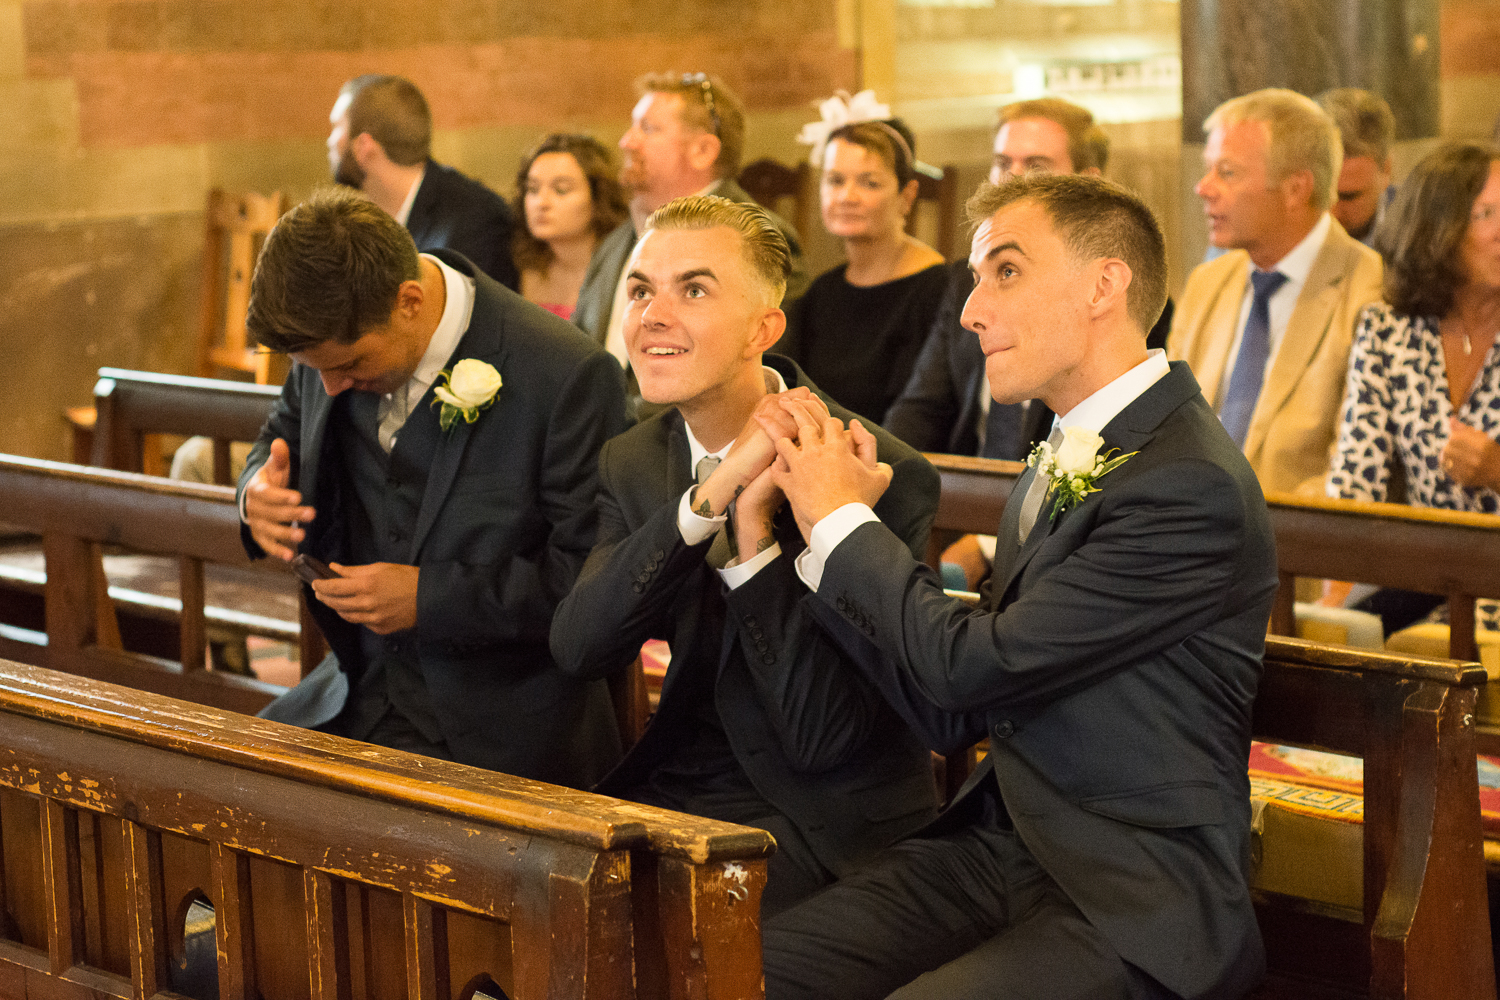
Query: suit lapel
1243 232 1351 461
408 270 507 560
300 375 337 505
1189 255 1250 410
403 162 437 245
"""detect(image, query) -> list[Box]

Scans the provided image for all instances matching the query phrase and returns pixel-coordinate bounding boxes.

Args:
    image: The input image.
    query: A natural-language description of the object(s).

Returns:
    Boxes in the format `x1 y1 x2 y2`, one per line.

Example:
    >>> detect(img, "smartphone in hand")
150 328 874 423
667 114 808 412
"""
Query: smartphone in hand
290 554 339 584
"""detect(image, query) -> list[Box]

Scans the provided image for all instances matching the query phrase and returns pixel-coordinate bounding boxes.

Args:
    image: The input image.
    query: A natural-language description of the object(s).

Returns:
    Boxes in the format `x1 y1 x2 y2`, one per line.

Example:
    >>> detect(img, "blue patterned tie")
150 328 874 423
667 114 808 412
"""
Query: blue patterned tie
1219 269 1288 447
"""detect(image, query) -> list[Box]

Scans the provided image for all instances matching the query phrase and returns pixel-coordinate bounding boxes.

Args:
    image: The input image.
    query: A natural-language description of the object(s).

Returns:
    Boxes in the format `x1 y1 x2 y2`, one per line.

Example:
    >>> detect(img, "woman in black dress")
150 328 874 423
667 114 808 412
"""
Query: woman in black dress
776 118 948 424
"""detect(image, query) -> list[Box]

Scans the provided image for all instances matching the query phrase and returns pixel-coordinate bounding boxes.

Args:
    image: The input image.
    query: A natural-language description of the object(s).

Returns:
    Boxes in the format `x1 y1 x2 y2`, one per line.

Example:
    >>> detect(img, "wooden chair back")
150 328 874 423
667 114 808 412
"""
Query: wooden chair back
196 188 289 385
89 368 280 486
0 660 774 1000
909 166 962 261
737 158 812 250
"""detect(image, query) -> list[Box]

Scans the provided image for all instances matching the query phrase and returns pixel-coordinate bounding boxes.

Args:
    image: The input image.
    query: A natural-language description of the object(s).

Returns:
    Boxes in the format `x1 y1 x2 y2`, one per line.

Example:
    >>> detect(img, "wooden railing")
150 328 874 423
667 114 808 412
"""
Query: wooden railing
0 660 773 1000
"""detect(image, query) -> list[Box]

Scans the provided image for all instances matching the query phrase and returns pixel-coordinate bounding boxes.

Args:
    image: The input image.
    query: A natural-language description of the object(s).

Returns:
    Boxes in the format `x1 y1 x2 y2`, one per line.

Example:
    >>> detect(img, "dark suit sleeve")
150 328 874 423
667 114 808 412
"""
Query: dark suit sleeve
884 269 968 452
442 204 519 291
415 349 626 644
820 455 1254 716
237 368 307 560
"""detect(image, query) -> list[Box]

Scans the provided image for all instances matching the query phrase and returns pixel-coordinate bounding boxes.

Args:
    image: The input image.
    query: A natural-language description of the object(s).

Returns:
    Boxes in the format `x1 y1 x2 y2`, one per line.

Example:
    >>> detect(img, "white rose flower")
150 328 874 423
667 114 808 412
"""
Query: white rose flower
435 359 501 410
1053 427 1104 476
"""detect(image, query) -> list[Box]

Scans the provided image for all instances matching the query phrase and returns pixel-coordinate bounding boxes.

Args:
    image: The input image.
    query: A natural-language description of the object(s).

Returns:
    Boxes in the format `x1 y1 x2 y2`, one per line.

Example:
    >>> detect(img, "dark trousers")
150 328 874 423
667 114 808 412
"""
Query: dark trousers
762 815 1173 1000
321 704 455 763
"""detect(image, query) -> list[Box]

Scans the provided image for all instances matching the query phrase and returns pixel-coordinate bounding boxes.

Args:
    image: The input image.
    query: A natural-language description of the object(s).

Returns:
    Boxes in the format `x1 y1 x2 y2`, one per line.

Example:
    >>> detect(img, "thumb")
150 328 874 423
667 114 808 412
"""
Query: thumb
266 438 291 486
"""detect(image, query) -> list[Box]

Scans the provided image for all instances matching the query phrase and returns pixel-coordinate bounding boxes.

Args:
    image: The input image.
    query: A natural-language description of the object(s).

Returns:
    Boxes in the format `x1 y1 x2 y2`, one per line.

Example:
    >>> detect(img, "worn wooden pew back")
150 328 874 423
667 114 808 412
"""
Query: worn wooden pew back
0 661 773 1000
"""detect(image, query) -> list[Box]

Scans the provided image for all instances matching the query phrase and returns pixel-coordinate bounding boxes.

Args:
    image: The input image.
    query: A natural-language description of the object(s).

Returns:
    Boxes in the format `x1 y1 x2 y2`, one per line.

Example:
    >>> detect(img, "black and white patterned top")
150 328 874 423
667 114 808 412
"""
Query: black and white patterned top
1328 302 1500 513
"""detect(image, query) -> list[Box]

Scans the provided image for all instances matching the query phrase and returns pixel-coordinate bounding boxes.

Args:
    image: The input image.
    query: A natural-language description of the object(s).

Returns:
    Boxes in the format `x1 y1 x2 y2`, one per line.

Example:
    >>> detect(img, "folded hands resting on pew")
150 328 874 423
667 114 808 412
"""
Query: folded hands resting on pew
244 437 419 634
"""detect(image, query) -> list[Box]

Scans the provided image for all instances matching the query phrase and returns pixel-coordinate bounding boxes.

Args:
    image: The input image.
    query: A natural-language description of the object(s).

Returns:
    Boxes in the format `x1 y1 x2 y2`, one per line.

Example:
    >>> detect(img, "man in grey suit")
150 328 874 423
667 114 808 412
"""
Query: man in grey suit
552 195 938 916
761 174 1277 999
573 72 807 369
239 187 628 788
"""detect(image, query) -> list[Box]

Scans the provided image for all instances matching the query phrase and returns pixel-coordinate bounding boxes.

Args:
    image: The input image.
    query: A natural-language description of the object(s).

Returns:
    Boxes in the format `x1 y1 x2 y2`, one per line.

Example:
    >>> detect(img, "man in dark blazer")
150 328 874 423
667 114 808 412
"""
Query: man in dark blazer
762 174 1277 999
329 74 518 288
239 188 627 788
551 195 939 916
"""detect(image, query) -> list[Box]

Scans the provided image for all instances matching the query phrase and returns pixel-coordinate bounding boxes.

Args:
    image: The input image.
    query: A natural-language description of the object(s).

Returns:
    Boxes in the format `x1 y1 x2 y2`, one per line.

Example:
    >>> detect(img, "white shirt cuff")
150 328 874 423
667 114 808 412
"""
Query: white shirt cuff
720 542 782 589
677 487 727 545
975 533 996 563
792 503 879 592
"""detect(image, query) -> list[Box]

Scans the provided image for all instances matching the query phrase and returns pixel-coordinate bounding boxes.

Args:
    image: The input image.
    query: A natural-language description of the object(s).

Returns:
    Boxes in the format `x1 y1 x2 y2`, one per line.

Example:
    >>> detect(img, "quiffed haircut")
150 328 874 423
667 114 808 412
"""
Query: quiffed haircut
1205 88 1342 211
1376 144 1500 319
635 72 745 179
247 187 422 355
341 75 432 166
967 174 1167 336
1317 88 1395 165
645 195 791 305
997 97 1110 173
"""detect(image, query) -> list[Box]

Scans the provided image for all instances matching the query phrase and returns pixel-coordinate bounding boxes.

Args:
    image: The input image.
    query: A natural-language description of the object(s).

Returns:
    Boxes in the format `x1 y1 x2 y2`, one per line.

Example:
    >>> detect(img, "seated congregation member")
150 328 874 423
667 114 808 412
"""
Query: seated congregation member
550 195 940 917
887 97 1173 460
574 72 807 366
1171 87 1383 493
1328 144 1500 633
776 99 948 425
1316 88 1396 249
328 74 518 288
239 188 628 787
762 174 1277 1000
512 133 628 321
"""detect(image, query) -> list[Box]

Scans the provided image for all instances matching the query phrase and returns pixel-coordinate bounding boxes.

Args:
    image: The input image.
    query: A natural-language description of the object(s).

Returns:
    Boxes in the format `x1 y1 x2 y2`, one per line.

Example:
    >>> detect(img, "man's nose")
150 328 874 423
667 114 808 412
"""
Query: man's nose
320 371 352 397
1194 172 1214 199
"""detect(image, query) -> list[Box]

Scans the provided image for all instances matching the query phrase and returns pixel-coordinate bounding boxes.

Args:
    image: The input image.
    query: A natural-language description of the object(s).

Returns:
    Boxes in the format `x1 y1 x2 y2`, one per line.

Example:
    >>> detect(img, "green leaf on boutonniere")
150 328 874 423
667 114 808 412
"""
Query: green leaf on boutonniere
431 358 501 434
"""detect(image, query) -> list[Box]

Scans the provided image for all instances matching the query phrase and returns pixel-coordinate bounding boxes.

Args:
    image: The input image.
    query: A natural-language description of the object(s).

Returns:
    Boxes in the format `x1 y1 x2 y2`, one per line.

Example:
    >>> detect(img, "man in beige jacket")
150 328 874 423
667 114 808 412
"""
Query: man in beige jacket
1170 88 1383 494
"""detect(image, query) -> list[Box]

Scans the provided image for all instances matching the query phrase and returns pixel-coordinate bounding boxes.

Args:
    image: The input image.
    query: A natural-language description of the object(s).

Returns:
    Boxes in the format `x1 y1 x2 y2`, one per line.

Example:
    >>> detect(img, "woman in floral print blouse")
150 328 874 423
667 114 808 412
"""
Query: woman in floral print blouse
1328 143 1500 632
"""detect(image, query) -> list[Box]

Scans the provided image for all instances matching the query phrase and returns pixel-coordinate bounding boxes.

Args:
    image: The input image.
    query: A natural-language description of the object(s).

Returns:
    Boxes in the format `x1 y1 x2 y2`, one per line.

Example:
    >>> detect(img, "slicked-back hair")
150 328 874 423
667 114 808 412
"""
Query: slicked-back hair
966 174 1167 336
340 75 432 166
824 118 920 188
635 72 746 179
1316 88 1395 165
996 97 1110 173
1205 88 1342 210
1375 143 1500 320
511 133 630 273
644 195 791 305
247 187 422 355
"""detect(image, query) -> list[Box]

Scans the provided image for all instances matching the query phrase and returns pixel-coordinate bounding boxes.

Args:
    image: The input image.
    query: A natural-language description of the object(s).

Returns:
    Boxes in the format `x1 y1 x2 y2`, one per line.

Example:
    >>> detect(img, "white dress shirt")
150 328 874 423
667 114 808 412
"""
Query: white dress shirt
675 366 790 589
796 349 1172 591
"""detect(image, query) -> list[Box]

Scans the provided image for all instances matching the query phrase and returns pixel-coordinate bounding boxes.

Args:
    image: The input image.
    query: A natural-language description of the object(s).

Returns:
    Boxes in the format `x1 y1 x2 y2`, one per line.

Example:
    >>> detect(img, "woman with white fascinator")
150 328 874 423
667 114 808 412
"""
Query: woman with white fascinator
774 91 949 426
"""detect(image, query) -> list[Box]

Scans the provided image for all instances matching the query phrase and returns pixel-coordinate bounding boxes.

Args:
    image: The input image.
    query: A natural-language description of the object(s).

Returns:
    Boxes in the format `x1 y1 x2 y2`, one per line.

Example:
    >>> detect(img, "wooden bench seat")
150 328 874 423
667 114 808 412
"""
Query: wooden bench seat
0 659 773 1000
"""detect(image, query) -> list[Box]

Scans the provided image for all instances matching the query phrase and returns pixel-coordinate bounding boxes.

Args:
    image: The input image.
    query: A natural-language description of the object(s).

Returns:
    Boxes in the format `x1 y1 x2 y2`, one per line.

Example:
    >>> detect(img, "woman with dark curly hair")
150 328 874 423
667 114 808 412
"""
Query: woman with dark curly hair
1327 142 1500 631
512 134 628 320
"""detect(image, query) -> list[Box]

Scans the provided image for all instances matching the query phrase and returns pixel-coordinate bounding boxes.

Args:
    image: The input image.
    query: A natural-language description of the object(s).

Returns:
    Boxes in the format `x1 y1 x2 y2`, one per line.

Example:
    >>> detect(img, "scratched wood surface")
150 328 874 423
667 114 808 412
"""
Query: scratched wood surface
0 660 774 1000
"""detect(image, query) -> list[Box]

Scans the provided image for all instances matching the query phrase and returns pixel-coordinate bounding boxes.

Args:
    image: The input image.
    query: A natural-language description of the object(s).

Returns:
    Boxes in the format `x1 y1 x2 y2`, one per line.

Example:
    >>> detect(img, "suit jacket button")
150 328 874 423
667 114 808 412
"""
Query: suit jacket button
653 549 666 561
762 654 776 665
632 582 645 593
994 720 1014 739
836 597 848 611
755 640 769 652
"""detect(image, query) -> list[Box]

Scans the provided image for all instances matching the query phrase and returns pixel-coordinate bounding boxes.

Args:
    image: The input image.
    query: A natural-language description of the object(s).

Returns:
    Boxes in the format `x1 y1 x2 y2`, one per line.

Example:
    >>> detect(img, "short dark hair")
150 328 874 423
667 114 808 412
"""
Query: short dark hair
1316 88 1395 164
247 187 421 354
995 98 1110 173
511 134 630 274
1375 143 1500 319
966 173 1167 335
824 118 919 188
635 72 746 178
340 75 432 166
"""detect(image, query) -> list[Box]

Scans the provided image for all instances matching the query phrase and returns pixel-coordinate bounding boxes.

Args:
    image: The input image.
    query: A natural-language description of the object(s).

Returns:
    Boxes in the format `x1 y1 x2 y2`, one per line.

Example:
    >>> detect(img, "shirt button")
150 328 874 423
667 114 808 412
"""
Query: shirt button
994 720 1015 739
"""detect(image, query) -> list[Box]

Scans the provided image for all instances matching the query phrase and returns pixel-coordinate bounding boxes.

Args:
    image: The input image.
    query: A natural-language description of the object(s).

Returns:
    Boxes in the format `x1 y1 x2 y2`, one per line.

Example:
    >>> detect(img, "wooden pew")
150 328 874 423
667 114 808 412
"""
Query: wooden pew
0 659 773 1000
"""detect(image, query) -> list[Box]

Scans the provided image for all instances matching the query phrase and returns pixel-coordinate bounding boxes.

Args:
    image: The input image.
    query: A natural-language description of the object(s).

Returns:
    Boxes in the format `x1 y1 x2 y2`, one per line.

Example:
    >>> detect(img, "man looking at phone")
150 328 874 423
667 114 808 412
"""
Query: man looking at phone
239 187 628 787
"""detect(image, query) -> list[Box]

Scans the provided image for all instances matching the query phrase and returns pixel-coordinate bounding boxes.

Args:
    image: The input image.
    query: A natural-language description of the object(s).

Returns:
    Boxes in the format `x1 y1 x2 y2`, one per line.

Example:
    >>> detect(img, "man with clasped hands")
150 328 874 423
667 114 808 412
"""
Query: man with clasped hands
760 174 1278 1000
239 187 627 787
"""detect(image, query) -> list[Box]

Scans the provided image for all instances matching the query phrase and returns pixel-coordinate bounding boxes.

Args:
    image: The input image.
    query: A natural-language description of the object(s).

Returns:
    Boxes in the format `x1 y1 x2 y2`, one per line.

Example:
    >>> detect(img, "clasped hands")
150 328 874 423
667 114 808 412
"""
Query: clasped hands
243 438 418 634
1441 417 1500 491
695 387 893 553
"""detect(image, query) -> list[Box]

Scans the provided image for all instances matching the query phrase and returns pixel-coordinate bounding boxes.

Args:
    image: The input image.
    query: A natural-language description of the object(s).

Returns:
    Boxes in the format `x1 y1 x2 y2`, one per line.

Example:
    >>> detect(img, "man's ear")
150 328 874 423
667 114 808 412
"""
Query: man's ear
744 307 787 358
1079 166 1103 178
686 132 722 174
394 277 426 318
350 131 383 168
1279 168 1315 210
1089 258 1133 320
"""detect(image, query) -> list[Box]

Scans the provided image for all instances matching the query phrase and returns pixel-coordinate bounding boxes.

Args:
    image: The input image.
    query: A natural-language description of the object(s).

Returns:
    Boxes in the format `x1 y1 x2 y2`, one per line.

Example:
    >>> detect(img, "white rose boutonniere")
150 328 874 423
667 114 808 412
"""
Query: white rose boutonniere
1027 426 1136 520
432 359 501 433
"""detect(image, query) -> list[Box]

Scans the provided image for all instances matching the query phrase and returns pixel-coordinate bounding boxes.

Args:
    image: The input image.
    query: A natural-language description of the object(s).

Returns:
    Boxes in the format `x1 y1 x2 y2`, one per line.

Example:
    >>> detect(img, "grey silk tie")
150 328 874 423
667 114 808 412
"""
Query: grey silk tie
1016 426 1064 544
695 454 733 569
1219 269 1288 447
695 455 721 485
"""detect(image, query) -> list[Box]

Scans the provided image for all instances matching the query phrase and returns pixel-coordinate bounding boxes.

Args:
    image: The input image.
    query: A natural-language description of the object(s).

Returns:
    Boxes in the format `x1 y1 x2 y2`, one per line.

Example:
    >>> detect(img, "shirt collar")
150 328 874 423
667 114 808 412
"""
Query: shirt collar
683 365 790 470
393 162 426 227
409 253 475 392
1261 211 1331 283
1057 349 1171 435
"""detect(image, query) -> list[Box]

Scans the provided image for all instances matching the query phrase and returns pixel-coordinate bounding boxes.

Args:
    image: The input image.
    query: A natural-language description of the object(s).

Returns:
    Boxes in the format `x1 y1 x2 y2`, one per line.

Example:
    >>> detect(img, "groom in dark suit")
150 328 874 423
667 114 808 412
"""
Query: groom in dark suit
239 187 627 788
551 195 940 916
761 174 1277 999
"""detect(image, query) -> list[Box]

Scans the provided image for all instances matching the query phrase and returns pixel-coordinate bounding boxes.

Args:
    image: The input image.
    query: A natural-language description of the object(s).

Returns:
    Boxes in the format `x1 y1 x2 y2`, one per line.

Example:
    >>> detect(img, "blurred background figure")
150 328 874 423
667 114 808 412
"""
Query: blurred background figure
1316 88 1397 246
512 134 629 321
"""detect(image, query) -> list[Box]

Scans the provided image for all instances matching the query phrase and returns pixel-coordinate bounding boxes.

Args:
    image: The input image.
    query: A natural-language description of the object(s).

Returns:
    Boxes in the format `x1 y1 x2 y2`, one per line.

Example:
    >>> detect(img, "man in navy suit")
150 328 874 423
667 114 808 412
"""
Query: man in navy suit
761 173 1276 999
328 74 519 288
239 187 627 788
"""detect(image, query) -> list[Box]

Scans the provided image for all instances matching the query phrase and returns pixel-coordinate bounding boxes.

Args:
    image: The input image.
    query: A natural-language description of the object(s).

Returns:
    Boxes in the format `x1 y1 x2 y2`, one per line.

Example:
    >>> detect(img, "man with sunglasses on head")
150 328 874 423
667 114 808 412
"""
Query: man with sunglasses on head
573 72 808 385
